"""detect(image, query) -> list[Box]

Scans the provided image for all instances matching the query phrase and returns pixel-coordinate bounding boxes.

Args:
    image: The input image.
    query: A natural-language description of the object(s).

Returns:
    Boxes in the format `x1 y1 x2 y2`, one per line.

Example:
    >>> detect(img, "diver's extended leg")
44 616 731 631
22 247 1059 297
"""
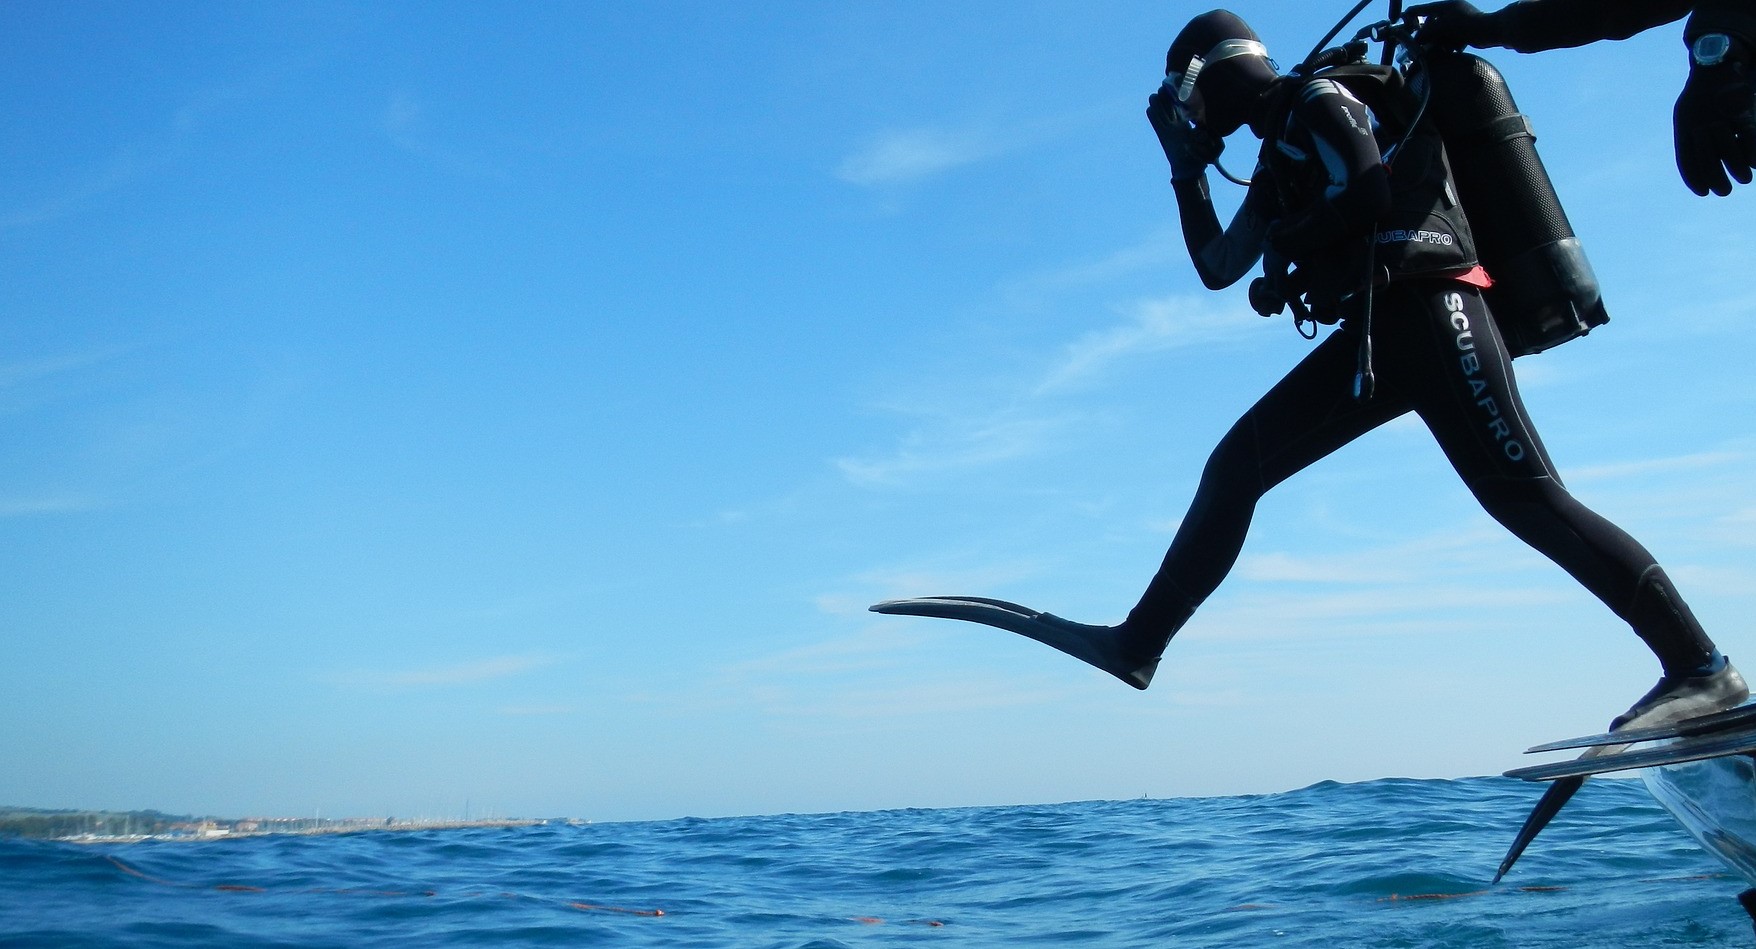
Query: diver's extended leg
1380 281 1746 881
872 327 1403 689
1380 282 1744 722
1113 327 1410 672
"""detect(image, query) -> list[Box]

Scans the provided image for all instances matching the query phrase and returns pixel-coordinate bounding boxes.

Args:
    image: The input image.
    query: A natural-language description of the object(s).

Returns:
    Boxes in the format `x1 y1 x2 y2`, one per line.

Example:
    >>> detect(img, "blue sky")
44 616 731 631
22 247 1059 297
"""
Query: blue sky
3 1 1752 824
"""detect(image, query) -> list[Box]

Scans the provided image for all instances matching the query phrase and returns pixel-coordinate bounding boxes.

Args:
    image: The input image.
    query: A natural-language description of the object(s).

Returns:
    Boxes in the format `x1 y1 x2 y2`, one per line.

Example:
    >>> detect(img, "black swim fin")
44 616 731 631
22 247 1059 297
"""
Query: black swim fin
1496 666 1751 880
1525 703 1756 754
1495 730 1640 882
1493 776 1583 884
869 596 1160 690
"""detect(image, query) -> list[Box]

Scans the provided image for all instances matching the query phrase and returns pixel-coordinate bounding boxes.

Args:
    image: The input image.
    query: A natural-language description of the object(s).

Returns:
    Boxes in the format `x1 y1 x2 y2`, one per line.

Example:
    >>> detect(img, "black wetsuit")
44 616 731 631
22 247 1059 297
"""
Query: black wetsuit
1128 74 1720 677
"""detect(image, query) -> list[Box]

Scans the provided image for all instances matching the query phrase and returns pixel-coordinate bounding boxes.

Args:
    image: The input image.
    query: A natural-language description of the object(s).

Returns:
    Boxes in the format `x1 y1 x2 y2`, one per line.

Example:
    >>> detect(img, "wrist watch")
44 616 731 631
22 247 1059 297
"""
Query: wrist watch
1691 32 1732 67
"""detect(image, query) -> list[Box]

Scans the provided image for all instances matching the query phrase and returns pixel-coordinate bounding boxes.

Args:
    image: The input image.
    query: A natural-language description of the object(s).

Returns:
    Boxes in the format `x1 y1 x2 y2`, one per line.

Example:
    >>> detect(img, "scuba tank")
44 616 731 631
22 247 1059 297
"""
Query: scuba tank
1410 51 1609 357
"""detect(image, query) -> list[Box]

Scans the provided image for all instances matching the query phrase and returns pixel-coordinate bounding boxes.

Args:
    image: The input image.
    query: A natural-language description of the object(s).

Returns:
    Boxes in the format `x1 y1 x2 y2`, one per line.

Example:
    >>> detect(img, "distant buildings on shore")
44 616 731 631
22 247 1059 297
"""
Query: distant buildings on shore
0 807 569 842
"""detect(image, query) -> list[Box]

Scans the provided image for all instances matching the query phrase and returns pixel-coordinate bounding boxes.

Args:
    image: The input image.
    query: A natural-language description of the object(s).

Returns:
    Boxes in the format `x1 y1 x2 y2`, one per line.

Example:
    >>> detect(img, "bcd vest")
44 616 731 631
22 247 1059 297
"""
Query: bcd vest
1260 63 1480 288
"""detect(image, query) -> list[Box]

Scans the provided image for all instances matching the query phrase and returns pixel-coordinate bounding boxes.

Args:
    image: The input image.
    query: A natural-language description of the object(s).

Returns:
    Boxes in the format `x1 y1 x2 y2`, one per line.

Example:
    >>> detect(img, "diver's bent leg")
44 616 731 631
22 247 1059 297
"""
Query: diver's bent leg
1119 328 1408 670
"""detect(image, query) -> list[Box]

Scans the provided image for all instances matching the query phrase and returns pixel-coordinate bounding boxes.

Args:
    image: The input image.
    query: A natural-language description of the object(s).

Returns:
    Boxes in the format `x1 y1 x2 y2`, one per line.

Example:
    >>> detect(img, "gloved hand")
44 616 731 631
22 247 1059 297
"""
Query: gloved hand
1674 50 1756 196
1251 250 1319 326
1146 90 1222 182
1407 0 1505 51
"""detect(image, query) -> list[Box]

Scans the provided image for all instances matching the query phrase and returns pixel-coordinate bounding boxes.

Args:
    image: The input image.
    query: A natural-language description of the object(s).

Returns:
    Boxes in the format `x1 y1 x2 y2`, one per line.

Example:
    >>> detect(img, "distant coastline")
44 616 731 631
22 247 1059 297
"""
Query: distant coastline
1 806 571 843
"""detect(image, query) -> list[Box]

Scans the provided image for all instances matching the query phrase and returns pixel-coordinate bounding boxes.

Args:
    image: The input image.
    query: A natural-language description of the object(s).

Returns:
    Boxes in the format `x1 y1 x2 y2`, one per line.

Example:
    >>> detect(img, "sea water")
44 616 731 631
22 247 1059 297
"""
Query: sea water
2 777 1750 948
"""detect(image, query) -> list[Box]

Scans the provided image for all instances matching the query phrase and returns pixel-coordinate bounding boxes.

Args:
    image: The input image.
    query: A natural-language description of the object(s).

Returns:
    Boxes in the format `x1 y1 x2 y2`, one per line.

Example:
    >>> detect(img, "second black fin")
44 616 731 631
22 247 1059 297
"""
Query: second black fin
1493 776 1584 884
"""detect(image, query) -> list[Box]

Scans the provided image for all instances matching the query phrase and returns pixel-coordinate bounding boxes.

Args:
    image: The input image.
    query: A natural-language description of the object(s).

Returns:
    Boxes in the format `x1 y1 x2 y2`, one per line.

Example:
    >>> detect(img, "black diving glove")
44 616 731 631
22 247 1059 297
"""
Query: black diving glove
1251 248 1296 317
1147 90 1223 182
1407 0 1506 51
1250 252 1324 327
1674 39 1756 196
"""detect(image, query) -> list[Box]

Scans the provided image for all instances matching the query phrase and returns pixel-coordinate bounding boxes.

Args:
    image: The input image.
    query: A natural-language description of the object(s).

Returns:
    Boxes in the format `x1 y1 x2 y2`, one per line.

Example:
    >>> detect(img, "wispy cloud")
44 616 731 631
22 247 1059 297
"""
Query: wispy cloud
1035 294 1239 394
705 625 1083 720
1207 582 1573 640
836 126 1002 186
496 703 577 717
1711 506 1756 547
382 90 509 181
724 626 927 682
1236 521 1538 587
819 559 1045 616
0 347 130 394
1565 449 1748 484
0 494 107 518
1 152 148 230
3 86 248 230
328 653 558 691
835 411 1077 488
836 97 1113 189
770 678 1078 721
1000 236 1183 303
838 291 1249 488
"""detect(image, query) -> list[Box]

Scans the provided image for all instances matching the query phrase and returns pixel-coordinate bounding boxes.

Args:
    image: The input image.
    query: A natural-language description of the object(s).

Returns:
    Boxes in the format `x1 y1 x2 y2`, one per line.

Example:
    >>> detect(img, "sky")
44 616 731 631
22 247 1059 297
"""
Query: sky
2 1 1753 825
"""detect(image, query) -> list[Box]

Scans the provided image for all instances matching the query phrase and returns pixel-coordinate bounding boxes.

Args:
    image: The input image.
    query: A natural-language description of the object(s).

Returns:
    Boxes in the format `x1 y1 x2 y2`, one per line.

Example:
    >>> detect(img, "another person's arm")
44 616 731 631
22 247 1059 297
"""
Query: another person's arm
1410 0 1694 52
1677 1 1756 194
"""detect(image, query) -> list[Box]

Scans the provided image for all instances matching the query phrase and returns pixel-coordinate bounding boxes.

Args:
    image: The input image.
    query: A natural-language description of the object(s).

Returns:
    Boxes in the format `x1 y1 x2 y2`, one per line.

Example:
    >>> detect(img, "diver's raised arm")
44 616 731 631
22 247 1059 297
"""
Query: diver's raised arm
1175 174 1273 290
1148 90 1268 289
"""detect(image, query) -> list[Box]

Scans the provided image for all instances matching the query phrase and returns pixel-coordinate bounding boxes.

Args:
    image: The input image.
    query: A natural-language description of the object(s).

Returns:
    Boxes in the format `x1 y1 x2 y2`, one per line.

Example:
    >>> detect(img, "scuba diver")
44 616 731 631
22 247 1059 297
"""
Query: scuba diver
873 9 1747 734
1408 0 1756 196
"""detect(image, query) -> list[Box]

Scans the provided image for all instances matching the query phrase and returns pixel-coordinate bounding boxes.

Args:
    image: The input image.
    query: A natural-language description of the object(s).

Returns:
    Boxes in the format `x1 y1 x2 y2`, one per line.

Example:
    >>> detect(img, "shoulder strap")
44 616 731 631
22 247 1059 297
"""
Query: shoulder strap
1310 63 1415 138
1264 59 1414 139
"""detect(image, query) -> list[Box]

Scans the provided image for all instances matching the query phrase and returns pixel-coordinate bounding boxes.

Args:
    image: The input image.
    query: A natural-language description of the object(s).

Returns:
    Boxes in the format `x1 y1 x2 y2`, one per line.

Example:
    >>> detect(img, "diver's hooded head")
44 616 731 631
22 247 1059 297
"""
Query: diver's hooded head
1165 10 1278 137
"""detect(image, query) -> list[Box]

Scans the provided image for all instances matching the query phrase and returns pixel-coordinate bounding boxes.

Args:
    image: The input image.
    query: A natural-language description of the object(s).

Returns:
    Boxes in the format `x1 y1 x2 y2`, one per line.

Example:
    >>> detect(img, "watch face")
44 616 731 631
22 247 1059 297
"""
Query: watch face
1694 33 1731 67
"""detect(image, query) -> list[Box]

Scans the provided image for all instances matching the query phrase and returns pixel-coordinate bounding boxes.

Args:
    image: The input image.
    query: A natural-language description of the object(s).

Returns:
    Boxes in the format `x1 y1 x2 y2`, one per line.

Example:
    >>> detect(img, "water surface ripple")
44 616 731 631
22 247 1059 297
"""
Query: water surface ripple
2 777 1748 947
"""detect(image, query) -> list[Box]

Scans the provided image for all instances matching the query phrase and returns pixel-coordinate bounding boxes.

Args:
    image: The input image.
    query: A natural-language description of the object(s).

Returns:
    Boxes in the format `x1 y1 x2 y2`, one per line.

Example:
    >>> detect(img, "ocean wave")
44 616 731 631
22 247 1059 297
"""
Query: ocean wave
0 777 1746 948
